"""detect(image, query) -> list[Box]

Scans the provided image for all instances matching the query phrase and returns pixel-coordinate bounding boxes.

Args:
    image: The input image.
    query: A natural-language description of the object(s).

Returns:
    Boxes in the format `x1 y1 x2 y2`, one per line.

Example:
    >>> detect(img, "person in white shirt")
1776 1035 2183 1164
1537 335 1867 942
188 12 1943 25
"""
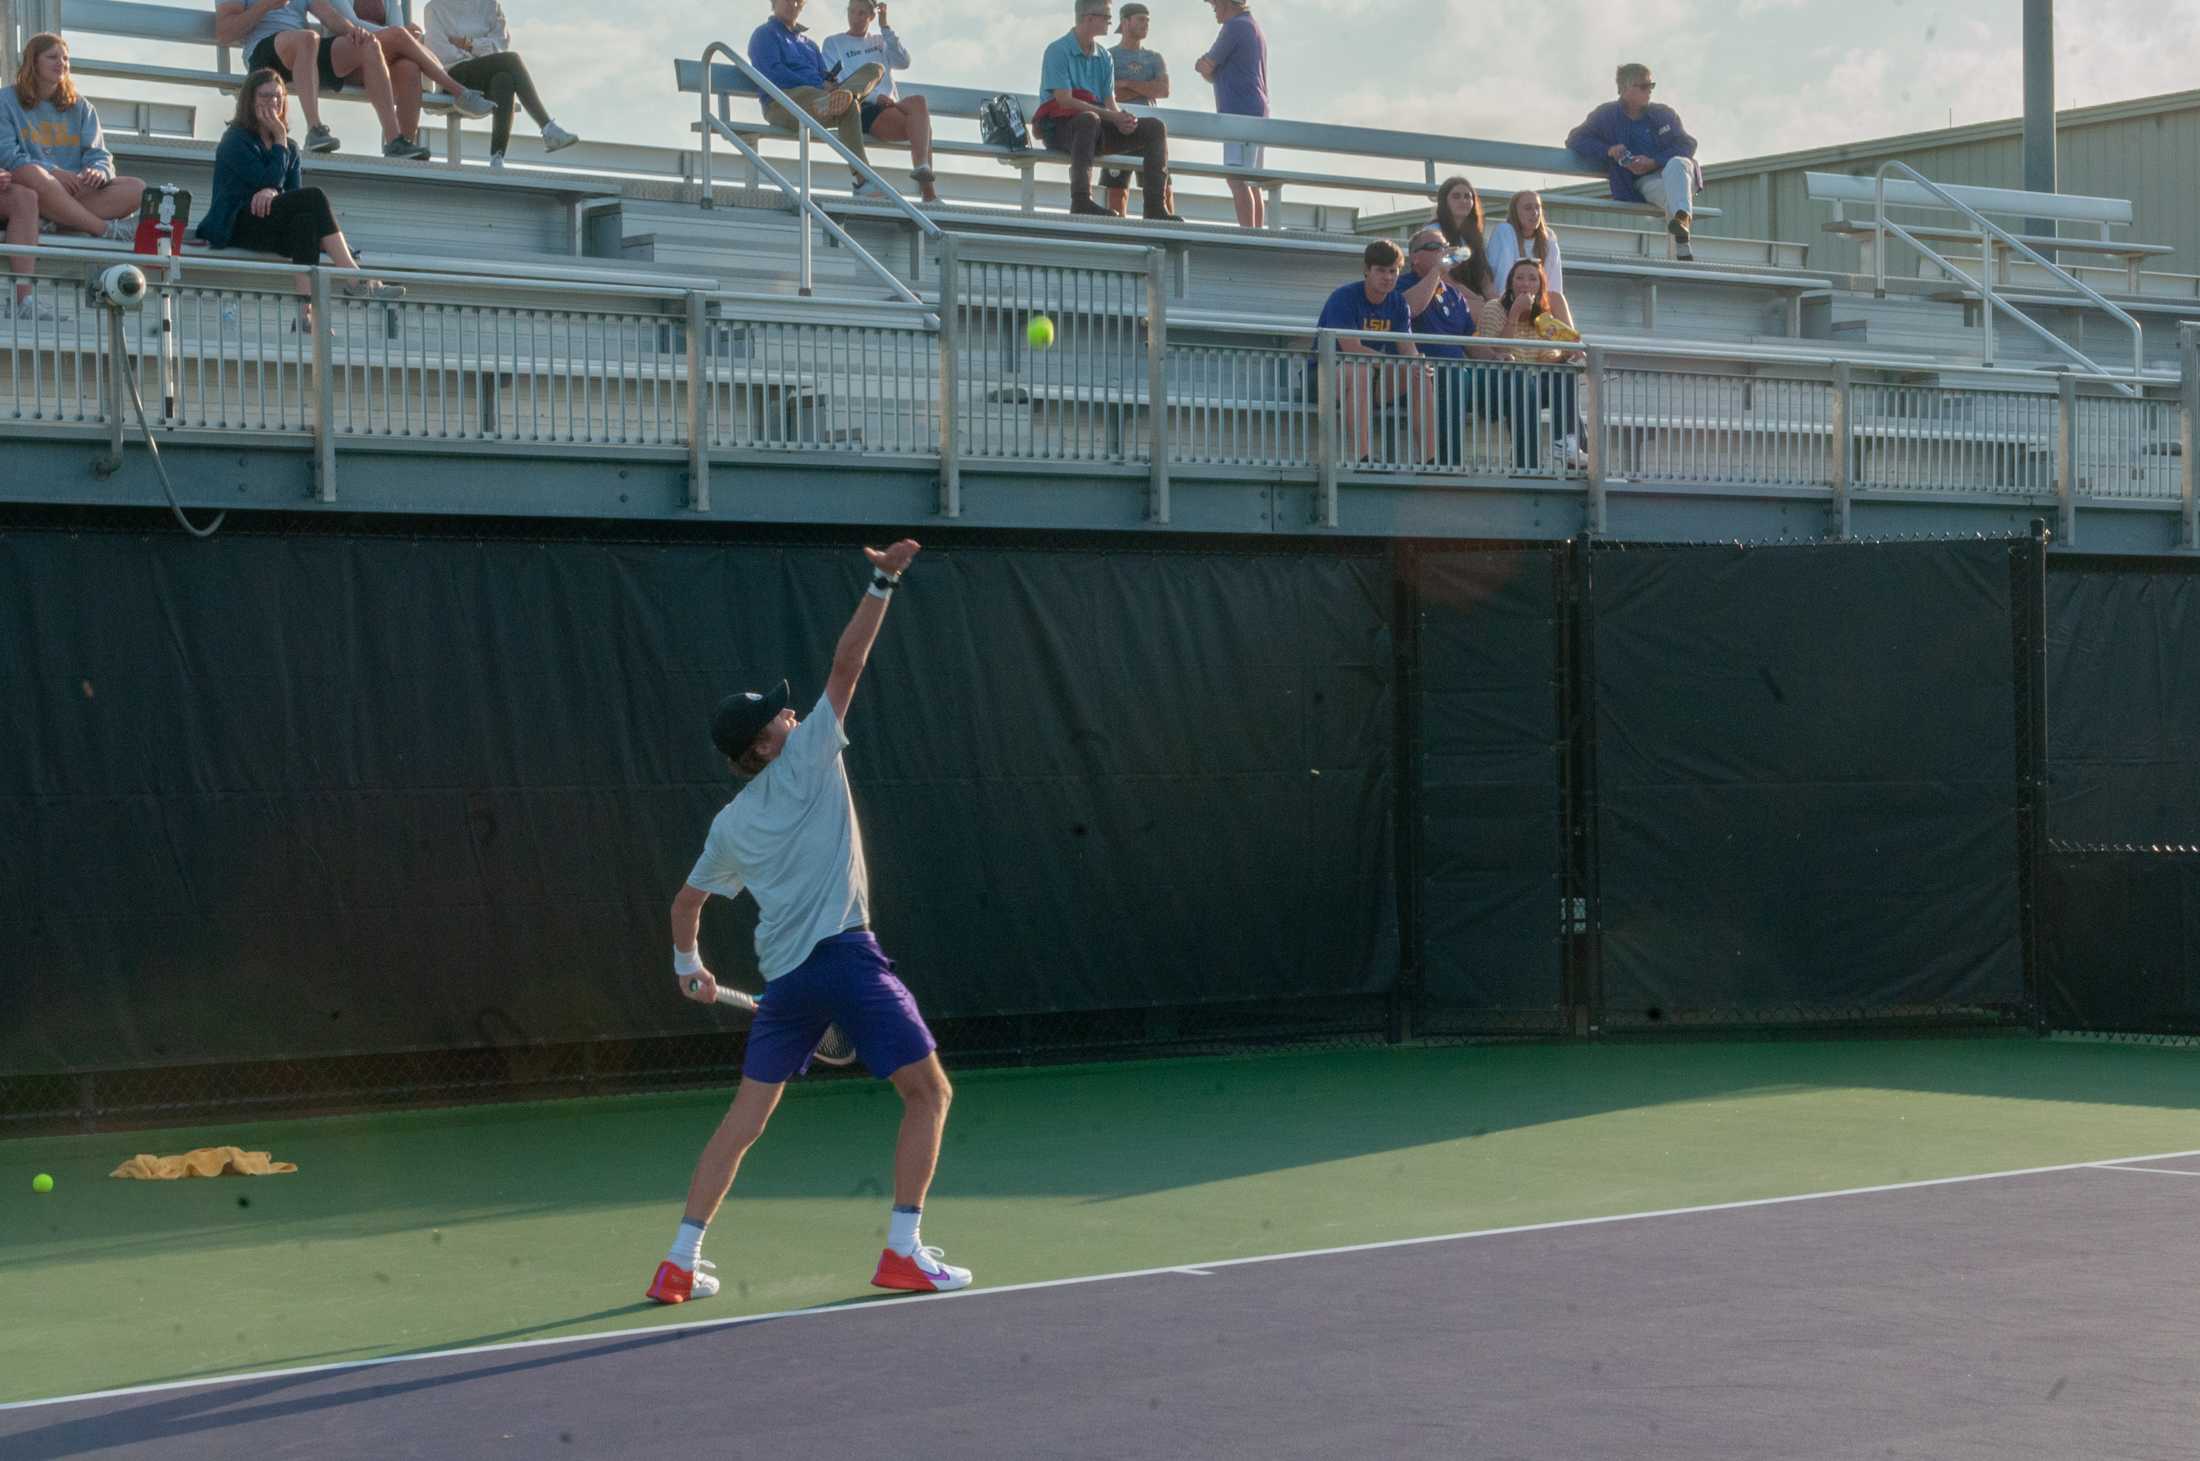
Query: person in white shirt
820 0 937 203
646 538 975 1307
1484 190 1567 315
424 0 575 168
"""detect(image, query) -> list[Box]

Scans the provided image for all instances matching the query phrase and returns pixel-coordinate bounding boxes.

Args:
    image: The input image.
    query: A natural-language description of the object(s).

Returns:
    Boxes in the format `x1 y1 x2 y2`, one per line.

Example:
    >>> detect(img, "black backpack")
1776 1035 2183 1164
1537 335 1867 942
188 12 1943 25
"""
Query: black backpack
979 94 1030 151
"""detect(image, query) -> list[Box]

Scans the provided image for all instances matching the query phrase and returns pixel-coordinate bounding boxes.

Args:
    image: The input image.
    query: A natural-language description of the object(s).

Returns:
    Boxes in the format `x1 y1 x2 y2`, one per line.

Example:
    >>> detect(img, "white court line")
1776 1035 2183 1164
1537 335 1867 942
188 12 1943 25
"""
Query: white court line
2089 1162 2200 1178
7 1142 2200 1416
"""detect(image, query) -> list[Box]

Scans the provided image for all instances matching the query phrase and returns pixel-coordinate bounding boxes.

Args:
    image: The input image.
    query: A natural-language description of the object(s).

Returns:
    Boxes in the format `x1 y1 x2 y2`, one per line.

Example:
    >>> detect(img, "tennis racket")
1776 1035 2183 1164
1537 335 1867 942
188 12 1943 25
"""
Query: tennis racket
687 976 858 1068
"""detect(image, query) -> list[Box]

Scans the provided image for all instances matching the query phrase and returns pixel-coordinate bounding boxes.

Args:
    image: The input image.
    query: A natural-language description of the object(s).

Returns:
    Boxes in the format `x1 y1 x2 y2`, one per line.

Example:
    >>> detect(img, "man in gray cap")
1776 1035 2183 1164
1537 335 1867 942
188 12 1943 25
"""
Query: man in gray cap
1103 1 1168 217
648 537 977 1305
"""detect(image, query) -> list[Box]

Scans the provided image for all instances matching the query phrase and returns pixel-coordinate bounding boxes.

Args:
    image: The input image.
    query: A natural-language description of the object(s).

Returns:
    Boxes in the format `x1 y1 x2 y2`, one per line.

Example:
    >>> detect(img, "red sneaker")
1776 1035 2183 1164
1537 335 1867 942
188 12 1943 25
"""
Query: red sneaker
645 1258 719 1304
871 1245 973 1293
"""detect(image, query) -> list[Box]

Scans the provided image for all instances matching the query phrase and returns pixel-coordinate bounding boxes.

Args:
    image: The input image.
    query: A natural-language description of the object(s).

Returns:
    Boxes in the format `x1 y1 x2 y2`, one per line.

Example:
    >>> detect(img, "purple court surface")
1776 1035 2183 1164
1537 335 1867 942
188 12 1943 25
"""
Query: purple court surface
7 1155 2199 1460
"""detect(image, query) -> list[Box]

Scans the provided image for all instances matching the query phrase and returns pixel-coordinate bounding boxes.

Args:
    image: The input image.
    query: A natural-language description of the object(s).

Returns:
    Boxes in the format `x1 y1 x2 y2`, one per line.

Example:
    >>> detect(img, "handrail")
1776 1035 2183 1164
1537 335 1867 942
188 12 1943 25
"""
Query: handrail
694 41 937 306
0 240 719 298
1874 160 2143 395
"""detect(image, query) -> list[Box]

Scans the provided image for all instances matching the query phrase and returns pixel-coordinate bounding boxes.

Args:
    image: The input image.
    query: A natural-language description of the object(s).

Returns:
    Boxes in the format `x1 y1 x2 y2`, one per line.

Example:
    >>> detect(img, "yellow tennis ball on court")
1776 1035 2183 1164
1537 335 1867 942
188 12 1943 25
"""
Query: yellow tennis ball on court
1027 315 1056 349
32 1173 53 1194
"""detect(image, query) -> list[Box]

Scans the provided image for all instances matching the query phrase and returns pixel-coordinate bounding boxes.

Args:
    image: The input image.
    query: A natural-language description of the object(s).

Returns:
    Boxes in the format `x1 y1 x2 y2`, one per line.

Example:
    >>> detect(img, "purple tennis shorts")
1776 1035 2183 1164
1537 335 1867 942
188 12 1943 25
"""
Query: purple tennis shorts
742 930 936 1083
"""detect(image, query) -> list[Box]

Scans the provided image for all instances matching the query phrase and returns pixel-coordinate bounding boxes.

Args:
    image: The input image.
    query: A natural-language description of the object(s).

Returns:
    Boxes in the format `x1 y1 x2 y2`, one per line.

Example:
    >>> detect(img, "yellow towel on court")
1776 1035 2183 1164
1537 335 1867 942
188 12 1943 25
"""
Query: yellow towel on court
109 1147 298 1180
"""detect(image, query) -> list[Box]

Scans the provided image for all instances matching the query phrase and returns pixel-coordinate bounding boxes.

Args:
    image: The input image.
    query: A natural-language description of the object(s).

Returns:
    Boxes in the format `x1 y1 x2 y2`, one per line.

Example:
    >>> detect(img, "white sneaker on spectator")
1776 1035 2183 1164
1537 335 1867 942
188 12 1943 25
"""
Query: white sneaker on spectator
541 121 578 153
304 123 340 154
487 152 506 171
102 218 136 244
451 87 494 119
1563 435 1589 471
11 295 60 324
340 278 408 302
384 135 432 161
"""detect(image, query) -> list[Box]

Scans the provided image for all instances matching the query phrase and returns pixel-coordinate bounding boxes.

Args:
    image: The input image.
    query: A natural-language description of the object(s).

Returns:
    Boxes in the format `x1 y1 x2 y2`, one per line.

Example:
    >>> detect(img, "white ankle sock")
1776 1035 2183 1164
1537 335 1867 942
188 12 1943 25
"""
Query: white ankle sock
887 1205 922 1257
668 1218 706 1270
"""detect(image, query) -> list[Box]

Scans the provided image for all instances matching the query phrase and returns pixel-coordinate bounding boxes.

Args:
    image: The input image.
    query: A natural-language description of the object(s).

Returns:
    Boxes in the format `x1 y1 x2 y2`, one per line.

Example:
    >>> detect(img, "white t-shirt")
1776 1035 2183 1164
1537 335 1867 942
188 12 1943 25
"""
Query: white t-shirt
819 27 911 102
1484 221 1565 297
686 695 871 979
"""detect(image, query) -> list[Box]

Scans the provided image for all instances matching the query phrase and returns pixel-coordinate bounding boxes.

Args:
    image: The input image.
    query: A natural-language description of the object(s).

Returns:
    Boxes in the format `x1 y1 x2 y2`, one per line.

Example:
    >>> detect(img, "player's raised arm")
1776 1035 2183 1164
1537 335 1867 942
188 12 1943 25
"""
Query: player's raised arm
671 882 717 1003
824 539 920 720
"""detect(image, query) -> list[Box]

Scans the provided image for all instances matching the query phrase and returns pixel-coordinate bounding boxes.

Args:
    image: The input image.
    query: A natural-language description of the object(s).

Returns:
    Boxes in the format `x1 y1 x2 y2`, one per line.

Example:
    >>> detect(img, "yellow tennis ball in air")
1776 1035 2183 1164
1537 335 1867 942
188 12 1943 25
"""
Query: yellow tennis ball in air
32 1173 53 1194
1027 315 1056 349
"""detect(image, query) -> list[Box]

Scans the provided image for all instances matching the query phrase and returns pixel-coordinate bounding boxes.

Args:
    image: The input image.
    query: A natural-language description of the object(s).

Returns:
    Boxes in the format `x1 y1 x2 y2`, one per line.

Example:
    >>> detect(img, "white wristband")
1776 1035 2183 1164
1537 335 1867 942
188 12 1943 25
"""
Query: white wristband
673 946 704 977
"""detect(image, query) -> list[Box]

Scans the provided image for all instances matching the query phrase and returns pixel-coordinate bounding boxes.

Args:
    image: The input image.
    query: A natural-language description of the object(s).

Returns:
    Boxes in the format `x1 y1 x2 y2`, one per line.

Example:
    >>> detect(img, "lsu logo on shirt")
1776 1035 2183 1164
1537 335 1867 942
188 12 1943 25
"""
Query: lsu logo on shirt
1361 318 1393 332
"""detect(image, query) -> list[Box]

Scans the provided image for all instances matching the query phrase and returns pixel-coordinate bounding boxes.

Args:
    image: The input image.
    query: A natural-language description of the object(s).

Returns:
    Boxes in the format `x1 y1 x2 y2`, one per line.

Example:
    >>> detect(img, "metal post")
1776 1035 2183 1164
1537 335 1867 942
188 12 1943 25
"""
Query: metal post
2055 373 2078 546
2022 0 2058 242
101 306 125 474
311 269 335 502
2180 323 2199 549
1829 360 1853 539
1145 248 1169 525
686 290 710 512
1314 331 1338 528
937 234 961 518
1582 345 1608 536
798 128 814 296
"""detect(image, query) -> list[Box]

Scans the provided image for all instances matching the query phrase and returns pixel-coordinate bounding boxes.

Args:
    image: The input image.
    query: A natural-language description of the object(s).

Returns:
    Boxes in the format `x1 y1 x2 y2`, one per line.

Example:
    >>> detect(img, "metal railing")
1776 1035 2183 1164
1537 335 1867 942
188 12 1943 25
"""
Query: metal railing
693 41 940 304
1873 161 2144 388
2 238 2193 545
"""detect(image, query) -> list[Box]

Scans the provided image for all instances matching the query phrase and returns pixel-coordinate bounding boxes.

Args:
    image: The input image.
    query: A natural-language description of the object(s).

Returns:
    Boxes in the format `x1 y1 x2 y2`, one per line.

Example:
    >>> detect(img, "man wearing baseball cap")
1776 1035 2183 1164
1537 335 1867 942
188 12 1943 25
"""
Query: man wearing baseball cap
1103 3 1168 217
647 537 975 1304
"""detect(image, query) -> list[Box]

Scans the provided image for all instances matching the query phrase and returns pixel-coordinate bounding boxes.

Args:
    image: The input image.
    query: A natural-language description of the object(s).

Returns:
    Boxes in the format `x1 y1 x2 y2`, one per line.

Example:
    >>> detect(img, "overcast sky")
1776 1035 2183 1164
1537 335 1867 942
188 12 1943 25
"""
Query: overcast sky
84 0 2200 211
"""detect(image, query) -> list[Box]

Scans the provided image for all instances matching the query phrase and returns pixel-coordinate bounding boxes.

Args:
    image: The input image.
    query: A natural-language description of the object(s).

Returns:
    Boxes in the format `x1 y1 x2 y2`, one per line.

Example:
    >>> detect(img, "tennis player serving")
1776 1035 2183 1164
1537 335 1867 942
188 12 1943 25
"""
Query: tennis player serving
647 538 973 1303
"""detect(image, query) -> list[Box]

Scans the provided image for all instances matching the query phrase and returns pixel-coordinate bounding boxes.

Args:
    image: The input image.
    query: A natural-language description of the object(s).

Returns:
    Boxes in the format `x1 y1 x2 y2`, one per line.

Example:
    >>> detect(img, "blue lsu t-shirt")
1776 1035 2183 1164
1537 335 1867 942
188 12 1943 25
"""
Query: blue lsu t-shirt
1402 273 1474 360
1039 32 1114 107
1315 279 1413 355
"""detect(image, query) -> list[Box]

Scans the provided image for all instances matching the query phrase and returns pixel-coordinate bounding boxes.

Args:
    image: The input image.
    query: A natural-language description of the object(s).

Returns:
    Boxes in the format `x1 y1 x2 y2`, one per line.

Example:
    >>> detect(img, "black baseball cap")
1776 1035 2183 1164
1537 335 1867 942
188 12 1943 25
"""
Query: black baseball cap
711 679 791 759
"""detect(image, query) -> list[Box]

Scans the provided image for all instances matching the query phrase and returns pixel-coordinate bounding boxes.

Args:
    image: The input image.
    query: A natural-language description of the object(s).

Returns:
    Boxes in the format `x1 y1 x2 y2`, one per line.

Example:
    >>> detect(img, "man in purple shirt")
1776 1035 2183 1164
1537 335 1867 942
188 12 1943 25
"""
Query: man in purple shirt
748 0 886 184
1196 0 1267 229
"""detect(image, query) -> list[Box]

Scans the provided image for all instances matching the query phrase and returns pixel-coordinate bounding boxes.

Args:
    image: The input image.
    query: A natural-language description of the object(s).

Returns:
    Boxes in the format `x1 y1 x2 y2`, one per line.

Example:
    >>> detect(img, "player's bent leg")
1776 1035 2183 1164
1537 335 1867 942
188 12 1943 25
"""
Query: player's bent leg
870 1053 970 1293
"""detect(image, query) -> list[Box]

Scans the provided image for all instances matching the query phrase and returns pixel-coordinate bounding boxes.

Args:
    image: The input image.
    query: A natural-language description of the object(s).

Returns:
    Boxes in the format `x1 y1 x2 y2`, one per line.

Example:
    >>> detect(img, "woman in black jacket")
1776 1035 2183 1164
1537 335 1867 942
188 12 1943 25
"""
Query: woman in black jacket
195 67 401 325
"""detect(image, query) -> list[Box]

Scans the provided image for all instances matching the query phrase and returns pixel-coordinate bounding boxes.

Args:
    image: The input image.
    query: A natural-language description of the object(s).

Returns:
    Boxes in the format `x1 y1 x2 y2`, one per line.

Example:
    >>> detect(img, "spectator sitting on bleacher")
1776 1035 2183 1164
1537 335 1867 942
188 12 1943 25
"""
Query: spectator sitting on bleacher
1196 0 1266 230
1485 190 1566 315
1315 238 1434 464
2 35 145 245
1565 62 1701 261
820 2 938 204
1476 258 1584 471
216 0 492 160
1101 3 1165 218
750 0 892 195
1425 175 1495 312
1397 226 1481 465
1 172 45 321
424 0 578 170
195 67 403 329
1034 0 1177 223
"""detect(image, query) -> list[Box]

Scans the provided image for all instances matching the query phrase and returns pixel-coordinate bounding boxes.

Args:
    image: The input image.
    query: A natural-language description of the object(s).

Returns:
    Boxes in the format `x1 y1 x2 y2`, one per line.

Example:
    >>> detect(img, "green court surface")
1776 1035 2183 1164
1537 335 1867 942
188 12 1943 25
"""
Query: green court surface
5 1036 2199 1405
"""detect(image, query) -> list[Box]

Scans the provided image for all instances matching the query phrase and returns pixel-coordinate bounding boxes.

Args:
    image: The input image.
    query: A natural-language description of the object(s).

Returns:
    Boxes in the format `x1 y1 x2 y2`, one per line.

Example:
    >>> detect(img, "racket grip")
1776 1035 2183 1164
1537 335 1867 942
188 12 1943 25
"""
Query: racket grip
712 984 758 1014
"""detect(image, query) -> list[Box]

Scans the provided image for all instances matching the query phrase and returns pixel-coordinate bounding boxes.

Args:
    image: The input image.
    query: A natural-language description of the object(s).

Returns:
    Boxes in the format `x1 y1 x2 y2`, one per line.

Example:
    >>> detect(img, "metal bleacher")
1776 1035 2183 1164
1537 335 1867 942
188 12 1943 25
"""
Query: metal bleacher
3 12 2196 553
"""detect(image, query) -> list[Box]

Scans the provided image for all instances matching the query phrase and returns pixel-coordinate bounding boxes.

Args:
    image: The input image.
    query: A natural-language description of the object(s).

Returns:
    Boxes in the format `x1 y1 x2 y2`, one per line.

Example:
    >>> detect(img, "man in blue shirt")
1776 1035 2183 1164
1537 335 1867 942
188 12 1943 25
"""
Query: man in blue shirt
1396 227 1480 465
1196 0 1267 229
1033 0 1176 222
1565 62 1701 260
750 0 888 189
1313 239 1434 464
